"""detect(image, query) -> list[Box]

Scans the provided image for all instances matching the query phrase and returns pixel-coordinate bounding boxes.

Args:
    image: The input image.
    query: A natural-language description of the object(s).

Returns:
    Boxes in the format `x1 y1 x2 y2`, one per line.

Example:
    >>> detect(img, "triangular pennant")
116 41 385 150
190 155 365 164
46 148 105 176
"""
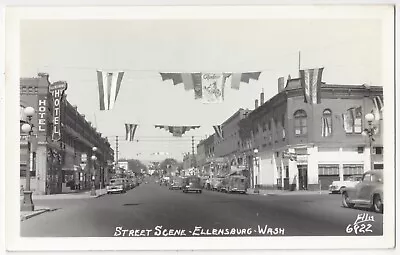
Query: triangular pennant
97 70 124 111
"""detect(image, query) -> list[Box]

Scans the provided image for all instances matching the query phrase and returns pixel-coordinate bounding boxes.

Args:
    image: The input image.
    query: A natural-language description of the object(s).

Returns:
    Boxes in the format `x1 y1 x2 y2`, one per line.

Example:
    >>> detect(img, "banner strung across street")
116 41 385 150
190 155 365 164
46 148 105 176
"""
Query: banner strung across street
154 125 201 137
159 71 261 103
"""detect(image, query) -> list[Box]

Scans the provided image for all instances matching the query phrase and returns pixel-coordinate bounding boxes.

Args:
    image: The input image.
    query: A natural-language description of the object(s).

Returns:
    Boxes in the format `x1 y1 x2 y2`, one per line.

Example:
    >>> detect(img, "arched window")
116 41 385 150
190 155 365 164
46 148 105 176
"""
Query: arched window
294 110 307 136
343 107 362 134
321 109 333 137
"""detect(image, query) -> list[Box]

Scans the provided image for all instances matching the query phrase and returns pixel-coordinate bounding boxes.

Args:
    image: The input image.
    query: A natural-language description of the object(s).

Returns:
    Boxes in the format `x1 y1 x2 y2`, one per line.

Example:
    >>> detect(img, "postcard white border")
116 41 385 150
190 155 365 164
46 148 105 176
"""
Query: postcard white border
3 4 396 252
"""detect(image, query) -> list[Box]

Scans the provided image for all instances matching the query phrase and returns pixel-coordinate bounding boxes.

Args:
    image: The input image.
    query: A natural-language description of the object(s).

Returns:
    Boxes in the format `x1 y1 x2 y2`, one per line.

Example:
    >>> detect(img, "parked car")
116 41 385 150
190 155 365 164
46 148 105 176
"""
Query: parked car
342 170 383 213
106 178 127 194
226 175 247 194
182 176 203 193
219 177 230 192
329 175 363 194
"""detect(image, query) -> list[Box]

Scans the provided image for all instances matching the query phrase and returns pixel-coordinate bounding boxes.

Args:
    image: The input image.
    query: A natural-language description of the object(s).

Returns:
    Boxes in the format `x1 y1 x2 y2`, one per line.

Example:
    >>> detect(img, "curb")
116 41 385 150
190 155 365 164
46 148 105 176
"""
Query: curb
94 193 107 198
20 208 51 221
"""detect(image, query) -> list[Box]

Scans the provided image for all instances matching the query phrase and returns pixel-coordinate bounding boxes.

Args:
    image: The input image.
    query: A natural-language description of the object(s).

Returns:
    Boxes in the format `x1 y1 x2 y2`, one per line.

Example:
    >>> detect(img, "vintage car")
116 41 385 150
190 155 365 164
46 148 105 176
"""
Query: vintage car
210 177 224 191
329 175 363 194
219 177 230 192
182 176 203 193
342 170 383 213
106 178 127 194
226 175 247 194
169 177 184 190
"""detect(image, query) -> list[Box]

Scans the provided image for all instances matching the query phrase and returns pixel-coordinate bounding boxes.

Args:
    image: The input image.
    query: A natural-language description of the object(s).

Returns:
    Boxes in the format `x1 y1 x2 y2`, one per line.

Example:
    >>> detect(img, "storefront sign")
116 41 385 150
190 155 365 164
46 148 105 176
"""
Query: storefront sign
37 95 47 133
49 81 67 141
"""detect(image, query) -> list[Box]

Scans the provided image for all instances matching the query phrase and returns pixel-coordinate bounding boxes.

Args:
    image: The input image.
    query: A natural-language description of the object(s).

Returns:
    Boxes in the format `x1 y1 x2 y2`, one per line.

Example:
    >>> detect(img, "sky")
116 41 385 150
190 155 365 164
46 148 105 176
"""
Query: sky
20 19 382 161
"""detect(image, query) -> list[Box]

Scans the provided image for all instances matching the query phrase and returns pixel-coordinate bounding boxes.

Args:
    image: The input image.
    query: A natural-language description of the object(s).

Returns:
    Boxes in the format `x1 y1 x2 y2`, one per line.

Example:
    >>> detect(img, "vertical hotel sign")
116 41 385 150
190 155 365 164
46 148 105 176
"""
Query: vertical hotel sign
49 81 67 141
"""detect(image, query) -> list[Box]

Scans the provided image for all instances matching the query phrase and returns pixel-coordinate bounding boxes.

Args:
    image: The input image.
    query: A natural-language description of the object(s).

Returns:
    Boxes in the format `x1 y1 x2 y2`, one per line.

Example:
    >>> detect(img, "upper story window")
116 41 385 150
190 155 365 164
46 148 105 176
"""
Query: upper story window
343 106 362 134
321 109 333 137
294 110 307 136
20 105 26 121
268 120 271 131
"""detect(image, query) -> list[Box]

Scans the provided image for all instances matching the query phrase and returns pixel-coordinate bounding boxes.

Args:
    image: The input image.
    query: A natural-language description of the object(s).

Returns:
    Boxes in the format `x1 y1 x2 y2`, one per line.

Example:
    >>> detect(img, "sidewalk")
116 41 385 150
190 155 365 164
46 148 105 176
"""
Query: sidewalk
247 189 330 196
21 188 108 200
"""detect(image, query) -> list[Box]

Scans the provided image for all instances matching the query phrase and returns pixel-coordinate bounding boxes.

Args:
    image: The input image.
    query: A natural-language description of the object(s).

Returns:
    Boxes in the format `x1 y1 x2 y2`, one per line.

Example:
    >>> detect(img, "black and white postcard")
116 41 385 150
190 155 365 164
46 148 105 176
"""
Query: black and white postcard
1 3 397 252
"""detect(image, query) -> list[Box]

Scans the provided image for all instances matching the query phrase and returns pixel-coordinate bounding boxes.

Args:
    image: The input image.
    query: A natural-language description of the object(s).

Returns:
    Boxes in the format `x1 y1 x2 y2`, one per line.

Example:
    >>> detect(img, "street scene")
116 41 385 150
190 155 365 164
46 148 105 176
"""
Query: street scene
18 18 386 238
21 181 383 237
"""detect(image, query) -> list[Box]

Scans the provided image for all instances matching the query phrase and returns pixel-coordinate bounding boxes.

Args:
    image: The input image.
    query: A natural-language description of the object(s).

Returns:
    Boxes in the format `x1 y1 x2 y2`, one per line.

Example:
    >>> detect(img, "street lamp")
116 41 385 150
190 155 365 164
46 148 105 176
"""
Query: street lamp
21 106 35 211
253 149 259 190
90 147 98 196
362 113 377 171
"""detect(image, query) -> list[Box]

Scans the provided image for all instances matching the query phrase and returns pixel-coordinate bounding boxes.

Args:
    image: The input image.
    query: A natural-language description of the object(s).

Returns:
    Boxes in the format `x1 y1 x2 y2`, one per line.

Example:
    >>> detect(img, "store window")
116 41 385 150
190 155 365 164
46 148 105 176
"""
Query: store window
321 109 333 137
343 164 364 175
318 164 339 175
294 110 307 136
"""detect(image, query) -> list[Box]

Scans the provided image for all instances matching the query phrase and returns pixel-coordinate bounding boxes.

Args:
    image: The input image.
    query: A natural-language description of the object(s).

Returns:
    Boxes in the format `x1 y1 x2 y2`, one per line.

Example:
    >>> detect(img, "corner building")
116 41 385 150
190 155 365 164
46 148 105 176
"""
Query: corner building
20 73 114 195
238 78 383 191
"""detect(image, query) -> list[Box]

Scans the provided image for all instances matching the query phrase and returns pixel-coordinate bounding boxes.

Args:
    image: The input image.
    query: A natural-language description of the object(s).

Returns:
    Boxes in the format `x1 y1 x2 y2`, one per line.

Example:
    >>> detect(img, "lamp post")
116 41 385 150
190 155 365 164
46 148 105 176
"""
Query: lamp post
253 149 259 190
21 106 35 211
362 113 377 171
90 147 97 196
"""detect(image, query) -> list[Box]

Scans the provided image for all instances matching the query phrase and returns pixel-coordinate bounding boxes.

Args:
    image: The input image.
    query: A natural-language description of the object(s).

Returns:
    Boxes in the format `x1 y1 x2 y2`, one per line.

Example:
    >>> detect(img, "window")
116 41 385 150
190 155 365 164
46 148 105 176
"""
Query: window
294 110 307 136
318 164 339 175
262 121 267 132
321 109 333 137
343 107 362 134
374 147 383 155
268 120 271 131
20 105 26 121
343 164 364 175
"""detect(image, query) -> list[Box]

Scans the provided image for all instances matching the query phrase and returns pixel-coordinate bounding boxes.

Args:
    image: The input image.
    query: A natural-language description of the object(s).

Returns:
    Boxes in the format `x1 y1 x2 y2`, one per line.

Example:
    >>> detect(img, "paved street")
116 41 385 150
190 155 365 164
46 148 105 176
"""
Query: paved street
21 182 383 237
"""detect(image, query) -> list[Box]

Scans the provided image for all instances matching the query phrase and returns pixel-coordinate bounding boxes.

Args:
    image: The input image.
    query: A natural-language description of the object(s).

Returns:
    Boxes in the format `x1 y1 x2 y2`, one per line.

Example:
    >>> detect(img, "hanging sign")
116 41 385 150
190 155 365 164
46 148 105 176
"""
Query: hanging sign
49 81 68 141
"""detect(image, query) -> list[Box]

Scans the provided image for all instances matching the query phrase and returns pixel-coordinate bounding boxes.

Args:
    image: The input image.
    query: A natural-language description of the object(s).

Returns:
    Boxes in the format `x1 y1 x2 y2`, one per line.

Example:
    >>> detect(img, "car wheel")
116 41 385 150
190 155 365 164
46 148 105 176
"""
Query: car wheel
199 190 202 194
339 187 346 194
372 194 383 213
342 192 354 208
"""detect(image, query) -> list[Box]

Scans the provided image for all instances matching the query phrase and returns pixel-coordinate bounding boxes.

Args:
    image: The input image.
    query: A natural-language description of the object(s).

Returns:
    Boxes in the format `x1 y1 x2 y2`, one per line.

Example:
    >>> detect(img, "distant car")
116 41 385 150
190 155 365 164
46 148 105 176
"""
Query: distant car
342 170 383 213
210 177 224 191
226 175 247 194
329 175 363 194
182 176 202 193
106 178 127 194
169 177 184 190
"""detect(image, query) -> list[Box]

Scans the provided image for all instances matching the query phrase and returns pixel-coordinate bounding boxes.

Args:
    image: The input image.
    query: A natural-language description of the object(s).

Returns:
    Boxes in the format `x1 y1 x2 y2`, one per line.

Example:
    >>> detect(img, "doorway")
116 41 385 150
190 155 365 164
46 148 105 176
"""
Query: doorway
298 165 308 190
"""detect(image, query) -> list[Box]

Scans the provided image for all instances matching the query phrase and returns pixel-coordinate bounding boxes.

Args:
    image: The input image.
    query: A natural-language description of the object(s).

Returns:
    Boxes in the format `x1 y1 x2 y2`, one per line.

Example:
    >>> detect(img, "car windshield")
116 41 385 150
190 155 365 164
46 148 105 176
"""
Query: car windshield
110 179 123 185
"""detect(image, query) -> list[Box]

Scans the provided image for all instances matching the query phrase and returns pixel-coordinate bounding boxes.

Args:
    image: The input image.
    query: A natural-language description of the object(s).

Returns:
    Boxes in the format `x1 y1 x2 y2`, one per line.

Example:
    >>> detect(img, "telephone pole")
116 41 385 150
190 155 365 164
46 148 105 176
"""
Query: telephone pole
115 136 119 174
191 136 196 168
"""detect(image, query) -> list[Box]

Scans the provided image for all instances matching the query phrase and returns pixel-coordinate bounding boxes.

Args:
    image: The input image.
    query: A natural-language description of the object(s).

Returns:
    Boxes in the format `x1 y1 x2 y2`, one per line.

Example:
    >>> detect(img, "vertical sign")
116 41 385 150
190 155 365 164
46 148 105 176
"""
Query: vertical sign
49 81 68 141
37 95 47 133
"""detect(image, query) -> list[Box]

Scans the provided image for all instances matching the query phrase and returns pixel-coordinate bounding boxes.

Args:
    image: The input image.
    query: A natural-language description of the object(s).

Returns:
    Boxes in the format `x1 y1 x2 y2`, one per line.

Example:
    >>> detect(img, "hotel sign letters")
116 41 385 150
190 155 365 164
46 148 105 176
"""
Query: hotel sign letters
37 95 47 133
49 81 68 141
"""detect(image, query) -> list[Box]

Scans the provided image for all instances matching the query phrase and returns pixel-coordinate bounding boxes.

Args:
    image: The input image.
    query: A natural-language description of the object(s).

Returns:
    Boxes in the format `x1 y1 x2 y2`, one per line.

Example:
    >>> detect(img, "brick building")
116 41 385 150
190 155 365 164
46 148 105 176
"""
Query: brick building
20 73 114 195
238 77 383 191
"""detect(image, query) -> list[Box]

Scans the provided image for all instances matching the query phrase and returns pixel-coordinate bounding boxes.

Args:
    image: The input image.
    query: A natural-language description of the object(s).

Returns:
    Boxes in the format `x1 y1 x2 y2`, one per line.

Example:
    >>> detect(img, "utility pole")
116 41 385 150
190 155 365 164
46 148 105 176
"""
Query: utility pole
115 136 119 175
191 136 196 168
